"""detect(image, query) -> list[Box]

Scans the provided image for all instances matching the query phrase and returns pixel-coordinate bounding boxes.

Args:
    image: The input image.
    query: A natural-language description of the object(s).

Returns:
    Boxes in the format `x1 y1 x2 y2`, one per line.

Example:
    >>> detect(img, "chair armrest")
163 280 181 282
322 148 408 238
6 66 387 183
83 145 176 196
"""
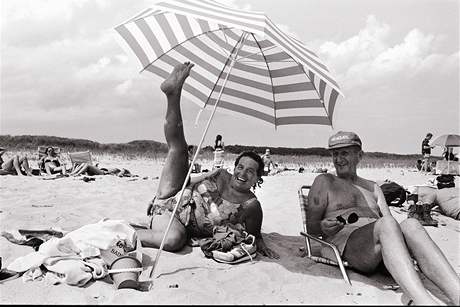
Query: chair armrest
300 231 338 250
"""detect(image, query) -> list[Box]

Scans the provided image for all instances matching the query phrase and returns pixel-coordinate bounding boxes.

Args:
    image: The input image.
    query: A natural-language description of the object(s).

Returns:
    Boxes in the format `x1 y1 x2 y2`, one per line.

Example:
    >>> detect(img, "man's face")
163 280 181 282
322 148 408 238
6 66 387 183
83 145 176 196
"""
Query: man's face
330 146 362 176
427 135 432 140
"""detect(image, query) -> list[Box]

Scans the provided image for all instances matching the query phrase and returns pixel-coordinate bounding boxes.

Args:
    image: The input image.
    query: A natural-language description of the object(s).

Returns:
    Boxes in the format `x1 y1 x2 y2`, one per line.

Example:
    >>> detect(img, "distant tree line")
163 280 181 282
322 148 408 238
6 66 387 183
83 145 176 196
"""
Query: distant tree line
0 134 422 160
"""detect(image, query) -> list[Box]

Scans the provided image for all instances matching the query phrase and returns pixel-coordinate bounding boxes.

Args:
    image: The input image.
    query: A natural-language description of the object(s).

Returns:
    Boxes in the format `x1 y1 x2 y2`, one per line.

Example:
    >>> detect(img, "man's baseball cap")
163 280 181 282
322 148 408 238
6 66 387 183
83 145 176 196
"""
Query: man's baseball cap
328 131 362 150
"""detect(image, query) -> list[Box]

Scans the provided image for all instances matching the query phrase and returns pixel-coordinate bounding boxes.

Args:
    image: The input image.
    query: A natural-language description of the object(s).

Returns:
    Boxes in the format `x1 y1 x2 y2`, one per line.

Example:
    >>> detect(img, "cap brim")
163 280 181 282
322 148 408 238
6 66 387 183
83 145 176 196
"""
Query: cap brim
328 143 362 150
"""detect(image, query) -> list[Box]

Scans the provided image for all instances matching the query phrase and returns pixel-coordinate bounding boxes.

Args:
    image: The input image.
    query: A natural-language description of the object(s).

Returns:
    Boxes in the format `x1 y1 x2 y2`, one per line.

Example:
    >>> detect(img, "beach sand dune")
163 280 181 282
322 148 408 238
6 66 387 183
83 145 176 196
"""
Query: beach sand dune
0 161 458 305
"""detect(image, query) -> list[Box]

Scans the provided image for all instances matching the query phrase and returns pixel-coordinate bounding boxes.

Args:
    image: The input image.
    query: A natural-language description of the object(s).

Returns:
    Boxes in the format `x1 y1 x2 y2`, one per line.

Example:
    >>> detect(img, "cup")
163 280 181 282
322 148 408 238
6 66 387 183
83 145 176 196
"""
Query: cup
109 256 143 290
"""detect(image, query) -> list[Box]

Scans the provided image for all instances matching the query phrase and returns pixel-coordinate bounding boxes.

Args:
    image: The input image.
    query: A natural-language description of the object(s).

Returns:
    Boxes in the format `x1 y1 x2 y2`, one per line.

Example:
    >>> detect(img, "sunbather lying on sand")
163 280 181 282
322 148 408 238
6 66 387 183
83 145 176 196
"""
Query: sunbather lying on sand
0 147 33 176
138 62 278 259
307 131 459 305
70 163 134 177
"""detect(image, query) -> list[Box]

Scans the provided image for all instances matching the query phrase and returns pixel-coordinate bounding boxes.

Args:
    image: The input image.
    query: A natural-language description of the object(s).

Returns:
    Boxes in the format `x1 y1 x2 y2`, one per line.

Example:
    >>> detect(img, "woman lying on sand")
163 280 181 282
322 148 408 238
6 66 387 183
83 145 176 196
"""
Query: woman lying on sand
138 62 278 259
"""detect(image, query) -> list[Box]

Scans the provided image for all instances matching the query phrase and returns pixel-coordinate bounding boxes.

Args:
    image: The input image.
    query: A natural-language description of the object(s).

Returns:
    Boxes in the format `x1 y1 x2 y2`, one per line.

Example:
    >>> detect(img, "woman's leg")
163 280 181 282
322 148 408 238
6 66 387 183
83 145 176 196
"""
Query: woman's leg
70 163 88 176
18 156 33 176
136 212 187 251
400 218 460 305
139 62 194 251
343 216 438 305
156 62 194 199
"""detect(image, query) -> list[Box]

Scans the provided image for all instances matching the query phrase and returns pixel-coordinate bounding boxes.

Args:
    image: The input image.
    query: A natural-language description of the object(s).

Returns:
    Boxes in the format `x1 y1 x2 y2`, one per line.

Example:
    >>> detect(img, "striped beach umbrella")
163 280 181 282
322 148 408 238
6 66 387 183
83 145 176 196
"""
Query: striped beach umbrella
114 0 343 128
114 0 344 287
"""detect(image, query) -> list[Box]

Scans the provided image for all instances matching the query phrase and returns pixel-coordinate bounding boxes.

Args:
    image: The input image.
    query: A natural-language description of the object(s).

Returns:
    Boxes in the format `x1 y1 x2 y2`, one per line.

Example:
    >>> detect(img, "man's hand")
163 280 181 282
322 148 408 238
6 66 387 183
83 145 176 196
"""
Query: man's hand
320 218 344 237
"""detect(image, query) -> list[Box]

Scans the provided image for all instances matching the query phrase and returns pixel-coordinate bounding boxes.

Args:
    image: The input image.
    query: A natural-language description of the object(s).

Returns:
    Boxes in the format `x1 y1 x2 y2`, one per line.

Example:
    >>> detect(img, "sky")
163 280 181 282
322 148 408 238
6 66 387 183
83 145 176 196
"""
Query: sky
1 0 459 154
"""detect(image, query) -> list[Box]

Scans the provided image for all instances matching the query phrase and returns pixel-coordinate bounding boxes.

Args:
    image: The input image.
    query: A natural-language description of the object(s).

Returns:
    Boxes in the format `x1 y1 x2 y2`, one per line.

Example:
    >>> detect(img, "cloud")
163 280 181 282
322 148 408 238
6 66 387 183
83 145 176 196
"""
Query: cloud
317 15 458 93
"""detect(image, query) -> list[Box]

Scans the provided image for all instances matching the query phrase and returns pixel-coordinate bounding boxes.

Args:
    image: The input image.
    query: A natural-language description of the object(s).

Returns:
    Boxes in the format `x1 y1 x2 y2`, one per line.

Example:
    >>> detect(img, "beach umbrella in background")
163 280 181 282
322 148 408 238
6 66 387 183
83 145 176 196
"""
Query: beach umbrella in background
114 0 343 287
431 134 460 147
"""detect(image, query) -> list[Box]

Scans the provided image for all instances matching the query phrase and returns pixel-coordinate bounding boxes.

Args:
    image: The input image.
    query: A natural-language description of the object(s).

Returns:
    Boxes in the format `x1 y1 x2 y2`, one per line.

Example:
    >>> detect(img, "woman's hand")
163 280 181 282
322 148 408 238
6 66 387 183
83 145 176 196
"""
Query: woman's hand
256 237 280 259
320 218 344 237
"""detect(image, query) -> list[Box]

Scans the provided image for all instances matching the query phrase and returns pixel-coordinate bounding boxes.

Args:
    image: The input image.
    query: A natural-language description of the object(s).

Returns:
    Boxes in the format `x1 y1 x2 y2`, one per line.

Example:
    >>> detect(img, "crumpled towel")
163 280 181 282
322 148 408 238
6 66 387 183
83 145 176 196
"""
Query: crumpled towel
6 219 136 287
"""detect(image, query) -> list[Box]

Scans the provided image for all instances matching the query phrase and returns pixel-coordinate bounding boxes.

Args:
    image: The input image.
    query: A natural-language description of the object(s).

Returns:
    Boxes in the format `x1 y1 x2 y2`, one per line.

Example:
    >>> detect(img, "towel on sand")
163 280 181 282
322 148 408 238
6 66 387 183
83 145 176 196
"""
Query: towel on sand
6 219 137 286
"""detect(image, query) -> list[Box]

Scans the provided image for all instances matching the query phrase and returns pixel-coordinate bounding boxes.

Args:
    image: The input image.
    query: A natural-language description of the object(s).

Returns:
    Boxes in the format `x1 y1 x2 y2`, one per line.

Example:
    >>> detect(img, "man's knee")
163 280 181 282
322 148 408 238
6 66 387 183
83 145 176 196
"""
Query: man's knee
375 215 400 235
400 218 424 234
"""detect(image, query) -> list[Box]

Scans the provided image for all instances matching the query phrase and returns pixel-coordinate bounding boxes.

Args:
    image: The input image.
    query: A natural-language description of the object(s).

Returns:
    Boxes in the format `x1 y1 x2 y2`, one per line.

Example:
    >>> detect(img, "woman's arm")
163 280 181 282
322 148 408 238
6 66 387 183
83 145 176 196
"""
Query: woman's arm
244 199 279 259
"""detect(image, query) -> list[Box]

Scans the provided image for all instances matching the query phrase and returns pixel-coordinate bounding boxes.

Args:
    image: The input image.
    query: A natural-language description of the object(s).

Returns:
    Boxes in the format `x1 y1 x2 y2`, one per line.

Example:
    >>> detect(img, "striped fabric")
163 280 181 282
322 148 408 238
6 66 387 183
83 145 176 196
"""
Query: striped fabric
114 0 343 127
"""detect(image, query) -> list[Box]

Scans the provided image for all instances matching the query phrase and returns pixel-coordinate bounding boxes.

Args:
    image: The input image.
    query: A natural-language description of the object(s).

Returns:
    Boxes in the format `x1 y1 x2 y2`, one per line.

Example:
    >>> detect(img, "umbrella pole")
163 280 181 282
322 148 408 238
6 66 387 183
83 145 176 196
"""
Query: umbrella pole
147 31 249 282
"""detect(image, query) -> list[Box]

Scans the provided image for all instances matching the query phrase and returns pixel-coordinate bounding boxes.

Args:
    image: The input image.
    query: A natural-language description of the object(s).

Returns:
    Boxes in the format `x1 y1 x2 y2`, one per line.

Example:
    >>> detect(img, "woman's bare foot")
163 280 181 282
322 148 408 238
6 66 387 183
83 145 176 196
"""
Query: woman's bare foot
160 62 194 95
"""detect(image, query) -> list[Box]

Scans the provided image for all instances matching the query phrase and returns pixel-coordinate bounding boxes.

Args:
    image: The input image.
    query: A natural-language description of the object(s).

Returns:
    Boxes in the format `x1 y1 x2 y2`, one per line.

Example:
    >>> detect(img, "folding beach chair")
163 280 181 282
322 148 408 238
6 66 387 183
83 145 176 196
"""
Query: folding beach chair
68 151 93 171
37 146 61 171
298 185 351 285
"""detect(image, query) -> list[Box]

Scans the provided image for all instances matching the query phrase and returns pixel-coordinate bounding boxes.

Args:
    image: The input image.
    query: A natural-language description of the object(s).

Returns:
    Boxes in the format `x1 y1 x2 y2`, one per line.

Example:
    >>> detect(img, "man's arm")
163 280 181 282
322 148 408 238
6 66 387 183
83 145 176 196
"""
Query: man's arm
374 183 392 217
244 200 279 259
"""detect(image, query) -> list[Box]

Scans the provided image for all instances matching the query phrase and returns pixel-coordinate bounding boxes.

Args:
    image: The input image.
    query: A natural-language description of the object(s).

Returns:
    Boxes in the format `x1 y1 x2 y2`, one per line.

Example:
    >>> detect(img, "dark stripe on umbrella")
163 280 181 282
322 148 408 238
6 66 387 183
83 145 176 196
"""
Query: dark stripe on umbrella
136 19 165 57
115 25 150 68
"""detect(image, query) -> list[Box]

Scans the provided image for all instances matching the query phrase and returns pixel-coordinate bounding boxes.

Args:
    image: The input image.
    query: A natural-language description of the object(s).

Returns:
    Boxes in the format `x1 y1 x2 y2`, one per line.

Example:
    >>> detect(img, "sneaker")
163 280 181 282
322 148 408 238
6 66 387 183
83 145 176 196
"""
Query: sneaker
212 235 257 264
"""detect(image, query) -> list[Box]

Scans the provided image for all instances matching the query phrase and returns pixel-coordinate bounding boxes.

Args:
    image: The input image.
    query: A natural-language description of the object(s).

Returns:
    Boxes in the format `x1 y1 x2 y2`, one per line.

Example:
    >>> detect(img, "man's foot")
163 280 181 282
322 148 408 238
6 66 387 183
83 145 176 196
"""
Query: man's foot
160 62 194 95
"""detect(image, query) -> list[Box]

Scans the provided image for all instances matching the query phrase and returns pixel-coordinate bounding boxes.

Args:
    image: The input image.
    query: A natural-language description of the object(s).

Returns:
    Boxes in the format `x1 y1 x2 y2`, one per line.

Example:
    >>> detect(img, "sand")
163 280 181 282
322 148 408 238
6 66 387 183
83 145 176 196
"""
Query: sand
0 158 459 305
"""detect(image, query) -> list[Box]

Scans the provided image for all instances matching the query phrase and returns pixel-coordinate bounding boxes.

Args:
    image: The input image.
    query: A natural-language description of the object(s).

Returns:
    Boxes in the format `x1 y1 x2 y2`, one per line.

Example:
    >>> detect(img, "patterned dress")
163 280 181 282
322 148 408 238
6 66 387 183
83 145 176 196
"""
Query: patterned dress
149 169 256 238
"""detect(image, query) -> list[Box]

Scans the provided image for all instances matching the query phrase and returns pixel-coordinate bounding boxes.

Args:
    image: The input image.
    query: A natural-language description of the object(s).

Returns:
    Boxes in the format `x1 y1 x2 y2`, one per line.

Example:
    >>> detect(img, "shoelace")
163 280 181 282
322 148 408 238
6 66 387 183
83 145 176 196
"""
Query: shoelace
239 243 254 262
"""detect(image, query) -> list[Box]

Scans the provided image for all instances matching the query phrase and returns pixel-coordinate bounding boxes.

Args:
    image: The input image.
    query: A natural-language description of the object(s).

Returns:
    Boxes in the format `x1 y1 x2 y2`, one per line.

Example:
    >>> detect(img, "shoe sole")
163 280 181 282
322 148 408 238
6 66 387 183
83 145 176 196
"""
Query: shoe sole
213 252 257 264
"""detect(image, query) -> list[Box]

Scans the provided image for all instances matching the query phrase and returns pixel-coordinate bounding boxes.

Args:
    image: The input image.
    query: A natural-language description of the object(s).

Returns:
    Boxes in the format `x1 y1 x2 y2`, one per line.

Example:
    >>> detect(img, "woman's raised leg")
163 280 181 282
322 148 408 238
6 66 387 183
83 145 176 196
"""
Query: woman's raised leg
156 62 194 199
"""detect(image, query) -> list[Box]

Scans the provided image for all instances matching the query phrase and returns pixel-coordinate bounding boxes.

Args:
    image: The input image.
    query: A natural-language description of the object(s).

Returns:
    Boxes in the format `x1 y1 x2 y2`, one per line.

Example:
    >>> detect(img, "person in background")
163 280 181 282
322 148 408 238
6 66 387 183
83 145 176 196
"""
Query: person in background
261 149 276 176
212 134 225 170
443 147 458 161
421 133 434 172
188 145 202 173
42 147 68 176
0 147 33 176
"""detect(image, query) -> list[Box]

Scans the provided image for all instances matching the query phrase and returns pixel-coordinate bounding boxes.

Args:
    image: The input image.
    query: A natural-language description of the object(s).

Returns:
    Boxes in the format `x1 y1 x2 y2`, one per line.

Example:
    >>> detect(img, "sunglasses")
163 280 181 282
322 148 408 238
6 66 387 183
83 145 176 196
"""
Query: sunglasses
336 212 359 224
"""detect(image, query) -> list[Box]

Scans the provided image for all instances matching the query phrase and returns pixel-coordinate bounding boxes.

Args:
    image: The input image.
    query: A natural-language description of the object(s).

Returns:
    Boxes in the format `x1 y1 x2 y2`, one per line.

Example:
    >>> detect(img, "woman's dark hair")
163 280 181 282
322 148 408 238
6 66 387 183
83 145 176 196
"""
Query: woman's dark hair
214 134 223 149
46 147 55 154
234 151 264 189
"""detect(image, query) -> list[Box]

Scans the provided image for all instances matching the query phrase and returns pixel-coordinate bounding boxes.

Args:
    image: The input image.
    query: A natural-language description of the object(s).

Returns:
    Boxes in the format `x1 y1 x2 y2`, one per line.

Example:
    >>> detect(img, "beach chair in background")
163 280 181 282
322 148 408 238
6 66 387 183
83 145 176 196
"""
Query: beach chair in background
37 146 61 172
68 151 93 171
298 185 352 285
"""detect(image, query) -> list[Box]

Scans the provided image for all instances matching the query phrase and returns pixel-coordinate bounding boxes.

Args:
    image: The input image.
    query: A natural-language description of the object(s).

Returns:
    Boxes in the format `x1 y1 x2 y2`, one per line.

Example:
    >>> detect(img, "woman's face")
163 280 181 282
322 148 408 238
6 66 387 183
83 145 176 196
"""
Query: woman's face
231 156 259 192
47 148 55 156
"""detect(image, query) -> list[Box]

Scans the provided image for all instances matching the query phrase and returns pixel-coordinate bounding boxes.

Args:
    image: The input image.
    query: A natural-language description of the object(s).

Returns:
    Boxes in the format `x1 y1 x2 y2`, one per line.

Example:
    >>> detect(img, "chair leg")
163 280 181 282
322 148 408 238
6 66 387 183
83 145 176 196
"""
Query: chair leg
329 244 351 285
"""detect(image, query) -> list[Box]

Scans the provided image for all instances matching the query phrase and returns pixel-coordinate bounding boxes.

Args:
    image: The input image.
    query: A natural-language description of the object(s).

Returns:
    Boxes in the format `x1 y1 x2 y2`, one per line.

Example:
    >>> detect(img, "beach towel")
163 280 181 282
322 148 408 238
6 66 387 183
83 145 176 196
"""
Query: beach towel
6 219 138 287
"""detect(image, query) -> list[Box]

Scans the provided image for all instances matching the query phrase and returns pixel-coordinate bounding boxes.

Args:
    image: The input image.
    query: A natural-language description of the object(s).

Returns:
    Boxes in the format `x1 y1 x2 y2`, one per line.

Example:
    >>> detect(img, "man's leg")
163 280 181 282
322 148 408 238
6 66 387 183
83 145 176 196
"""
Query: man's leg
343 216 437 305
400 218 460 305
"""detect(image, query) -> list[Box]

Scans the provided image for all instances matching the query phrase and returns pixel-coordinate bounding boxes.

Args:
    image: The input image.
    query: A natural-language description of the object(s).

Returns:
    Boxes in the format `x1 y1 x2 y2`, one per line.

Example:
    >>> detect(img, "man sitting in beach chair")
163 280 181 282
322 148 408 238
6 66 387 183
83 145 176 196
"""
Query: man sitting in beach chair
307 131 459 305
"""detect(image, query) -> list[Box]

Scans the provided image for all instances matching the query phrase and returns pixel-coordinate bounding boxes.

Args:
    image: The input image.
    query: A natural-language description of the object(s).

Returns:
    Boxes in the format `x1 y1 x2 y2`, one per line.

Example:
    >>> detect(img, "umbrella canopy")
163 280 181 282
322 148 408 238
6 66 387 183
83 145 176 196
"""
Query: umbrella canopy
114 0 343 127
431 134 460 147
